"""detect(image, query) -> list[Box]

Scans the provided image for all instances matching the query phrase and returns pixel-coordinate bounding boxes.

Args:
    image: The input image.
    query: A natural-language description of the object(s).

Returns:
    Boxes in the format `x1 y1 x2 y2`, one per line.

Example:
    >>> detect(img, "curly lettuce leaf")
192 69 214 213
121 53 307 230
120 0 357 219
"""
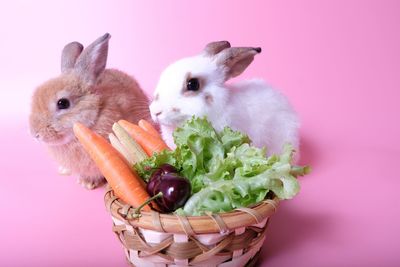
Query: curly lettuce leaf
173 117 220 147
182 145 301 215
219 126 250 152
134 149 177 182
135 117 307 215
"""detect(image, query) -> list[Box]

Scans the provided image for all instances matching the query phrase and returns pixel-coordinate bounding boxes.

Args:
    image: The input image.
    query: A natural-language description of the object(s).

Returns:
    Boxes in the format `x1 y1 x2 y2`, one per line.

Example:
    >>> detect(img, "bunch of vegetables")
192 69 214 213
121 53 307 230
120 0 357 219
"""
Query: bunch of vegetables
73 117 309 216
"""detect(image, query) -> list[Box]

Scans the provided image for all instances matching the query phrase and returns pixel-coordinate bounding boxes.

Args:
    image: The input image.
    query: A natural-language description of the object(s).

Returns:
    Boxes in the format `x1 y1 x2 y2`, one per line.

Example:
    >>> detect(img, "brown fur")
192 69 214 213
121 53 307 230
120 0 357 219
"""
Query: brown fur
204 41 231 56
204 93 213 105
216 47 262 79
30 69 150 187
29 34 150 189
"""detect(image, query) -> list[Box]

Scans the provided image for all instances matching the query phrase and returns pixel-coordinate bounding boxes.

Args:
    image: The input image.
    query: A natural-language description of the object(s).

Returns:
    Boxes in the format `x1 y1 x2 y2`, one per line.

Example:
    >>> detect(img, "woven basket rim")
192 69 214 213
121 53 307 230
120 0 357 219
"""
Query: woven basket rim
104 188 279 235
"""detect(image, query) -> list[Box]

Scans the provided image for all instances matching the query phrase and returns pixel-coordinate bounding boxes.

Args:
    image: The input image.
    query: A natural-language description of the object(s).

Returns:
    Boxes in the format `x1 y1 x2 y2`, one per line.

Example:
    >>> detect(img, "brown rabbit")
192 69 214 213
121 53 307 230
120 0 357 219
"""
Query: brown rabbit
29 33 151 189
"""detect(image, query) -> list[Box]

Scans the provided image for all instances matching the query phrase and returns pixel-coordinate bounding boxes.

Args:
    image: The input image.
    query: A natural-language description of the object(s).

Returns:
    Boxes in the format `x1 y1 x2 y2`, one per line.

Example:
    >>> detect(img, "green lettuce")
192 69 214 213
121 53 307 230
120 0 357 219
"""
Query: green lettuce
135 117 309 215
135 149 177 181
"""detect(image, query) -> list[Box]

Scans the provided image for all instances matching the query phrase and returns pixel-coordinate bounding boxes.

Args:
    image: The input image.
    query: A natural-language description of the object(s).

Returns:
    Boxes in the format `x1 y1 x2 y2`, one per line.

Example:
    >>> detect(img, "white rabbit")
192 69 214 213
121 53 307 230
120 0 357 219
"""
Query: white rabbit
149 41 299 156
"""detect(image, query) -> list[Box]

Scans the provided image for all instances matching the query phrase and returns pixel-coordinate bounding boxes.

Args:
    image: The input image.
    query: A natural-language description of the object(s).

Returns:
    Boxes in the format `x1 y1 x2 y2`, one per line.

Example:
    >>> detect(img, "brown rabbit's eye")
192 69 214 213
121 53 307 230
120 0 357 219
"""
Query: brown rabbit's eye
187 78 200 91
57 98 70 110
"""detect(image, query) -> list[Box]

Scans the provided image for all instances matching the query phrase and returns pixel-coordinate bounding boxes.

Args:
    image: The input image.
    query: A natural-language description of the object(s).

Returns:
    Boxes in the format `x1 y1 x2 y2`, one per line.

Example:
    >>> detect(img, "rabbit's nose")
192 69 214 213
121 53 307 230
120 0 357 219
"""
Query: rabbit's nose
155 111 162 117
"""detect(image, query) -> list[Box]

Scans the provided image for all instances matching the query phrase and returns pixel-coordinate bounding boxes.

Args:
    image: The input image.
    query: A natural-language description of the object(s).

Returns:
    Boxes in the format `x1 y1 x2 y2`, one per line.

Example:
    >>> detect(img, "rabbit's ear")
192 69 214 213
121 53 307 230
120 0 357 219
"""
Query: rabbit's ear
61 42 83 74
74 33 111 85
217 47 261 79
204 41 231 56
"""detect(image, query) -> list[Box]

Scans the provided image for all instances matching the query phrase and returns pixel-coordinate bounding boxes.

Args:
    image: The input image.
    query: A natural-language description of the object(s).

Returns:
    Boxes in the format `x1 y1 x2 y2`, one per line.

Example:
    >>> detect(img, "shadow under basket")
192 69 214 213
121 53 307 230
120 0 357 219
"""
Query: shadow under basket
104 188 279 267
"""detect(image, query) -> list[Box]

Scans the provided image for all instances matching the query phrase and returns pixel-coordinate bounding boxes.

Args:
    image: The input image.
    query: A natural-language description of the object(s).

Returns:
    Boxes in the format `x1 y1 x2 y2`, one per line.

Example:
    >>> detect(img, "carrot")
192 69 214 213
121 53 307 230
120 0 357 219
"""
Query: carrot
73 123 151 211
118 120 170 156
108 132 147 189
138 119 161 139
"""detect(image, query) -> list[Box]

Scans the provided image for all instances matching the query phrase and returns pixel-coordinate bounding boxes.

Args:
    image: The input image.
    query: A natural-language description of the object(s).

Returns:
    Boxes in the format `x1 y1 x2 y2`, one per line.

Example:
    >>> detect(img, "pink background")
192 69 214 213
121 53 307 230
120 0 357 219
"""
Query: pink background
1 0 399 266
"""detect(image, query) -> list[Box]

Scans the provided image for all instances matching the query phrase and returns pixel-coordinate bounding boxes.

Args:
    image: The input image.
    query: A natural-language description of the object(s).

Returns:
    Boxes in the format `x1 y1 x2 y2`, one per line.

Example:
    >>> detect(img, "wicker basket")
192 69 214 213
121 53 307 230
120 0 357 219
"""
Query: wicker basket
104 188 279 267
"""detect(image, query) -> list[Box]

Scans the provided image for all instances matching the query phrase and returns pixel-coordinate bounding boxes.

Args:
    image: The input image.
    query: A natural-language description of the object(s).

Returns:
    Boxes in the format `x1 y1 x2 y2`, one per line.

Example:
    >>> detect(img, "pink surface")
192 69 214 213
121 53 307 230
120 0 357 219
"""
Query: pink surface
1 0 399 266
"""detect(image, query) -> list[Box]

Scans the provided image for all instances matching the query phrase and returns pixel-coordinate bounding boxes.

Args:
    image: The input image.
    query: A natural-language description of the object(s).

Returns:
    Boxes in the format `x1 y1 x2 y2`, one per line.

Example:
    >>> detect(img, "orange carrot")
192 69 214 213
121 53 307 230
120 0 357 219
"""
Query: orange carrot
138 119 161 139
73 123 151 211
118 120 170 156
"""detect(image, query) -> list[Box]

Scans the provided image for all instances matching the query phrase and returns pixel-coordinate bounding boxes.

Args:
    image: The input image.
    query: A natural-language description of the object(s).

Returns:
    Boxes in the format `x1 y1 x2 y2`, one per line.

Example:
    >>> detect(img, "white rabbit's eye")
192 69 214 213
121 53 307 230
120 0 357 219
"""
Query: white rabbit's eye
57 98 70 110
187 78 200 91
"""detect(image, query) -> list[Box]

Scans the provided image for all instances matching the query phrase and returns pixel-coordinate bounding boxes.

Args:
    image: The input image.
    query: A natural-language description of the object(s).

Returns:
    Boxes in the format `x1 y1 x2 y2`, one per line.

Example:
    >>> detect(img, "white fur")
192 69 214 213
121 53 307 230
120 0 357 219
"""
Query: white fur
150 53 299 156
